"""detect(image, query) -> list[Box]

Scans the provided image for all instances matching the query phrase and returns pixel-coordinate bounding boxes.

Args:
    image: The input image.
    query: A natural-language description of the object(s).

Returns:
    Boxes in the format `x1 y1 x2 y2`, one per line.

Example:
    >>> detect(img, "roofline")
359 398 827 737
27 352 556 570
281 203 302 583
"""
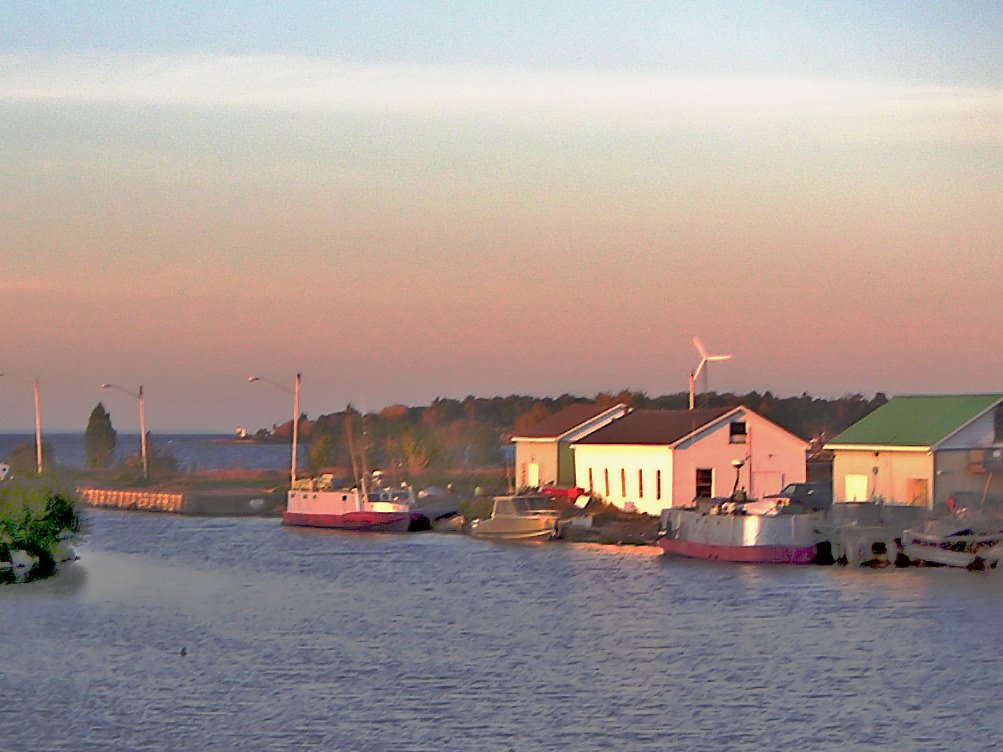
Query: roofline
932 396 1003 449
570 405 809 449
669 406 744 447
510 402 629 442
824 443 932 453
671 405 809 450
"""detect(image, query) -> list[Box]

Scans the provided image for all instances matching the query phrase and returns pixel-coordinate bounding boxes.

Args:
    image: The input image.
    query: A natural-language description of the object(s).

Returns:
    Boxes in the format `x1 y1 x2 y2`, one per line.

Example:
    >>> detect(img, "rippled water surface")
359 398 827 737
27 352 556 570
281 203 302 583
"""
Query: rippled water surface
3 510 1003 751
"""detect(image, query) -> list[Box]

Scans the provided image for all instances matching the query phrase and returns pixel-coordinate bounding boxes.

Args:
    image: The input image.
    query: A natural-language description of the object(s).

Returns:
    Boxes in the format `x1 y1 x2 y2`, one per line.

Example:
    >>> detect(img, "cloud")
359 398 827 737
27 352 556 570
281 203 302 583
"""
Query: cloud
1 52 1002 143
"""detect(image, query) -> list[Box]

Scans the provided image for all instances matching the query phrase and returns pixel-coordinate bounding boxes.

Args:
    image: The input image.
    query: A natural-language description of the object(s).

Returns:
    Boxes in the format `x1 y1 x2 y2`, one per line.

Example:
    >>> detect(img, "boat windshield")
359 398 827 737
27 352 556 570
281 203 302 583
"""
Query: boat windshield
515 497 557 514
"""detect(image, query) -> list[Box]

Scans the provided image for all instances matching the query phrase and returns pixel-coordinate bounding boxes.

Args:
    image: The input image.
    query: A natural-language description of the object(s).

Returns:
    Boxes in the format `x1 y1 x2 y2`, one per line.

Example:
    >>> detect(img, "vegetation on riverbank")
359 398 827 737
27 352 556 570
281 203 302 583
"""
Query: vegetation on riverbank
258 390 885 481
0 477 81 583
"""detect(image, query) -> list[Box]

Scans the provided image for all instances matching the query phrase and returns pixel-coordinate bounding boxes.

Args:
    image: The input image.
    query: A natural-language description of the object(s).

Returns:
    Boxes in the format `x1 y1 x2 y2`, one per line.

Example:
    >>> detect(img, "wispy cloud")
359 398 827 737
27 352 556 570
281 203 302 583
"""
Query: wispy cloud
2 52 1002 143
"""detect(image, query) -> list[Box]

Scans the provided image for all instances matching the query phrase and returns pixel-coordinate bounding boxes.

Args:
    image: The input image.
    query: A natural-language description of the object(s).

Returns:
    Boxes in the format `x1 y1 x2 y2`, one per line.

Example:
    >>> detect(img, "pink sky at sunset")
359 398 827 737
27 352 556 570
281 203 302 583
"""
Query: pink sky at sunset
1 4 1001 432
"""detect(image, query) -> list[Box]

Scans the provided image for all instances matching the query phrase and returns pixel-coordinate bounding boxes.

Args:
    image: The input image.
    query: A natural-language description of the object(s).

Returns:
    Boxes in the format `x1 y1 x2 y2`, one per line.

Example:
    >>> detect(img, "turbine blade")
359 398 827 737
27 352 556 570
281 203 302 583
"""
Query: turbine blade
707 354 732 362
693 336 707 358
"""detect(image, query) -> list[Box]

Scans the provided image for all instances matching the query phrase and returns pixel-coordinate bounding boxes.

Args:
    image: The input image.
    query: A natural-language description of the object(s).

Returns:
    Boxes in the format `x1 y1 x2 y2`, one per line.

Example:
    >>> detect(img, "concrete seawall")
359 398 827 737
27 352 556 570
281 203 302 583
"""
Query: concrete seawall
77 487 285 516
78 488 185 513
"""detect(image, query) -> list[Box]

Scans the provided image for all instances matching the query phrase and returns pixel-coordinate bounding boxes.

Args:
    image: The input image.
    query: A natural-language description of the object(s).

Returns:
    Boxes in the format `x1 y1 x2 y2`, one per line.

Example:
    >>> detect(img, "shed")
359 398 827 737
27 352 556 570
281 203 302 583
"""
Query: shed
511 403 628 489
825 394 1003 509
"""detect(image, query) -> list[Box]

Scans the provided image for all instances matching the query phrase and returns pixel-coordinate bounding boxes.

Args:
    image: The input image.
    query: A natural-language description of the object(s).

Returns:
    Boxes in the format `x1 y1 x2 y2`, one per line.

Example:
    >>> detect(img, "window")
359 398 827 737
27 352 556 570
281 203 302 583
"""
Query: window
695 468 713 498
729 421 747 444
845 474 868 502
638 469 644 499
620 468 626 497
656 470 662 501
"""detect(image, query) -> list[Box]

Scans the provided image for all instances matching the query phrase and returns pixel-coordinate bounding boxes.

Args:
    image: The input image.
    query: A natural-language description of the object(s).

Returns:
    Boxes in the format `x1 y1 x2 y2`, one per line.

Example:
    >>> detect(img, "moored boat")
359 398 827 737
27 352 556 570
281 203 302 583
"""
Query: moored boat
901 514 1003 569
283 475 426 532
468 494 562 541
656 496 824 564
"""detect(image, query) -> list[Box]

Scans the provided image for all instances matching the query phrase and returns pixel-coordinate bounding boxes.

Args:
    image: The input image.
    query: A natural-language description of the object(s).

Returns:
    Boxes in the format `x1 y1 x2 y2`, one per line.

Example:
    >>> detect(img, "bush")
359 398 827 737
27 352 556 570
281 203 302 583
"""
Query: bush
0 477 81 583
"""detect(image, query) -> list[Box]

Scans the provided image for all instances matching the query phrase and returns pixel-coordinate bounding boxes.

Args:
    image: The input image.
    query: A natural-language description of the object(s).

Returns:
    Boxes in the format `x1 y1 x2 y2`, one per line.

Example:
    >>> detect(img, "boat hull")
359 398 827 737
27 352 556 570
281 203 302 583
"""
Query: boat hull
657 536 816 564
657 507 822 565
468 525 558 542
282 510 412 532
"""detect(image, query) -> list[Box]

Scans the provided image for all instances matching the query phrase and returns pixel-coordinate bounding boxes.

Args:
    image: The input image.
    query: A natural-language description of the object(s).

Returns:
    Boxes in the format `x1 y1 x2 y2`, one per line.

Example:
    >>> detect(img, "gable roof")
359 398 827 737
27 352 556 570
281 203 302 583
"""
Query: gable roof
826 394 1003 449
512 403 626 440
573 407 734 446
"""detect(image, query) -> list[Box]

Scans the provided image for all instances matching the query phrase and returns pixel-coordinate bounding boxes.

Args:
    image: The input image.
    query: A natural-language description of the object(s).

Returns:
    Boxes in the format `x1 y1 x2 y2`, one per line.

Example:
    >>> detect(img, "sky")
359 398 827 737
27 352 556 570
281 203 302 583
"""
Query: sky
2 1 1002 432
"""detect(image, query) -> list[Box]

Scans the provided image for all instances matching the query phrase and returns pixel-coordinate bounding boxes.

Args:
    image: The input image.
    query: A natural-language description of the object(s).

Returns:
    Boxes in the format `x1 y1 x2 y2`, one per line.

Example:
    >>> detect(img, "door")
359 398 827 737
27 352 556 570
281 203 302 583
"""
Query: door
907 478 930 506
527 462 539 488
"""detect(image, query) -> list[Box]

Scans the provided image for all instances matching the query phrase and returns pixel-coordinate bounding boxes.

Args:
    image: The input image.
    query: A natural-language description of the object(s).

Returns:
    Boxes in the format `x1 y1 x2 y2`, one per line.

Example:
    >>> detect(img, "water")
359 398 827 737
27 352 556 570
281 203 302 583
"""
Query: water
3 510 1003 751
0 433 300 472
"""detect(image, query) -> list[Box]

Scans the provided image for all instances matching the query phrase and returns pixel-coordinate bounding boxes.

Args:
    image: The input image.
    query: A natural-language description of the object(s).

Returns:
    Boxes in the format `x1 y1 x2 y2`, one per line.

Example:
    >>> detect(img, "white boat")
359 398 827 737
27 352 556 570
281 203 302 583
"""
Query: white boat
901 514 1003 569
656 497 824 564
468 495 562 541
284 475 427 532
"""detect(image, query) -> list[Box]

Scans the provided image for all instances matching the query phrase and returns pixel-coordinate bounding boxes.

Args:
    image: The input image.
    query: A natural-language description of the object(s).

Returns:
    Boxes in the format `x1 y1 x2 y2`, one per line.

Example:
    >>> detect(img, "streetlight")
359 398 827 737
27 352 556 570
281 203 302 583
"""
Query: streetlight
101 383 148 481
0 373 43 474
248 373 301 487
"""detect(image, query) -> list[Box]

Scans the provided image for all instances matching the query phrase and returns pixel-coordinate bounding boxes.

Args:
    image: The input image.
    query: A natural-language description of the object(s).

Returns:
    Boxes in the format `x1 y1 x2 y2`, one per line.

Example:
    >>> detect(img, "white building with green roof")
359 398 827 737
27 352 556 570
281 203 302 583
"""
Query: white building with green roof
825 394 1003 509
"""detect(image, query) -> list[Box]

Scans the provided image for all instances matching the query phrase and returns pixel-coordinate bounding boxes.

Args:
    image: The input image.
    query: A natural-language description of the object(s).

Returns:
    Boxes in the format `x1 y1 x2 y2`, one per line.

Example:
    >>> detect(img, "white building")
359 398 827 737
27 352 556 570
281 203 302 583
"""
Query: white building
826 394 1003 509
571 406 808 516
511 403 628 489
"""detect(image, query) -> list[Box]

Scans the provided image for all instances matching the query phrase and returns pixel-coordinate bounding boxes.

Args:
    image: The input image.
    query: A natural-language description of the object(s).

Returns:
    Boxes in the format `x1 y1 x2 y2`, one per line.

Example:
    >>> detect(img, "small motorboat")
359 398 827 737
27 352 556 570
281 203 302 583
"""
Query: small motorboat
468 495 562 542
901 513 1003 569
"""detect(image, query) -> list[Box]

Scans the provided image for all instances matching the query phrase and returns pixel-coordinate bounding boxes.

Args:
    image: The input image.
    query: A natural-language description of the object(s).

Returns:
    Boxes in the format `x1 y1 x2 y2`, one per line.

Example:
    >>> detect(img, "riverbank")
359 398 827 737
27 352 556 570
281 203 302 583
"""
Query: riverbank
0 477 81 583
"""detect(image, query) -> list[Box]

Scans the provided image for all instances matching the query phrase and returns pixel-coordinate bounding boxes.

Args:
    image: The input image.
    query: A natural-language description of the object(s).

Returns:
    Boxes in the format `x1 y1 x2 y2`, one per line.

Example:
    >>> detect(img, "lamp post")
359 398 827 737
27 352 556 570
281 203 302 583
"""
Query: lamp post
248 373 301 487
101 383 148 481
0 373 43 474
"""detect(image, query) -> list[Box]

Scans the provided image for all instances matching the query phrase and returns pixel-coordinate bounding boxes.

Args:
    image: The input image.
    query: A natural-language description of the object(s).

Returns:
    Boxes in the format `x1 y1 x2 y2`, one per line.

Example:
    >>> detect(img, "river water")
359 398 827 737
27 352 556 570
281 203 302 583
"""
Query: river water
3 509 1002 751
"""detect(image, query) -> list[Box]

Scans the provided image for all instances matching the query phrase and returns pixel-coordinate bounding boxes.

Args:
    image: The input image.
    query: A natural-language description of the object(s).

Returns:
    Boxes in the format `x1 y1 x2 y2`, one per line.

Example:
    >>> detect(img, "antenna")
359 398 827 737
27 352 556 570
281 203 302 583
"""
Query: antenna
689 336 732 410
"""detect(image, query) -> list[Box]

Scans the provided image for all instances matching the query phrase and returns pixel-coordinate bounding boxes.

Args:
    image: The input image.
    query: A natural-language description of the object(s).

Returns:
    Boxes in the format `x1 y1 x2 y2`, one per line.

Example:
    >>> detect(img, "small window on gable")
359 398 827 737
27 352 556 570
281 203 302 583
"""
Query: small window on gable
729 421 747 444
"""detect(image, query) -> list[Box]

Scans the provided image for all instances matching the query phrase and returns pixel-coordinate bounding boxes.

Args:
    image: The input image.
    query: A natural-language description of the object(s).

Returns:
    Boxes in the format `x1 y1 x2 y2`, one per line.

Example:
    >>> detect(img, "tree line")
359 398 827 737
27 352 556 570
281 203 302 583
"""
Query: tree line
258 390 888 479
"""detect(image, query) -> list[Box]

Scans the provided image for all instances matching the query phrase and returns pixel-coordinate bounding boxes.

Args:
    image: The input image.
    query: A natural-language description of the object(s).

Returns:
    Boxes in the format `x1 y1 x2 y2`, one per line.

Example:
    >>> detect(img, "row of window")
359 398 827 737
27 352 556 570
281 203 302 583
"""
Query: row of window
588 467 664 501
586 466 718 501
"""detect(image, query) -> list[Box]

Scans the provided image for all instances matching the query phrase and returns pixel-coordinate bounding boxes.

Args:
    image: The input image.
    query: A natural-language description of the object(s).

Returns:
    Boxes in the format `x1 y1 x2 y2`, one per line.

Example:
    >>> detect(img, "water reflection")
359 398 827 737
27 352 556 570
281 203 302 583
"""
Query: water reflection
3 510 1003 750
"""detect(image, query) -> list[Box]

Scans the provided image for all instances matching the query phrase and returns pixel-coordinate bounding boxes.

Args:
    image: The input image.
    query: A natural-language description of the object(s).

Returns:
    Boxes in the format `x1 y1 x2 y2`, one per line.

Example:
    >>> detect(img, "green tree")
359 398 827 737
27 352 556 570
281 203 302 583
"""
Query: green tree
6 441 51 477
84 403 117 468
308 432 335 474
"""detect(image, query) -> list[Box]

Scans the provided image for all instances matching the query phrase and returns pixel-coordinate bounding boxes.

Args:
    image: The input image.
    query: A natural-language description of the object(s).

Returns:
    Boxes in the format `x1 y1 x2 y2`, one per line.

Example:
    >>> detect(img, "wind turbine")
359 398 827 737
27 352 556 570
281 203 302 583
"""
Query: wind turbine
689 336 732 410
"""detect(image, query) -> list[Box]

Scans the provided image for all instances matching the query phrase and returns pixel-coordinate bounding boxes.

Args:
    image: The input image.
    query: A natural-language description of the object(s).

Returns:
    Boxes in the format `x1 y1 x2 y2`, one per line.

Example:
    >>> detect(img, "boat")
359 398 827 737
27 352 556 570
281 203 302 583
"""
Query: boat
901 513 1003 569
283 474 427 532
468 495 562 541
656 495 825 564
